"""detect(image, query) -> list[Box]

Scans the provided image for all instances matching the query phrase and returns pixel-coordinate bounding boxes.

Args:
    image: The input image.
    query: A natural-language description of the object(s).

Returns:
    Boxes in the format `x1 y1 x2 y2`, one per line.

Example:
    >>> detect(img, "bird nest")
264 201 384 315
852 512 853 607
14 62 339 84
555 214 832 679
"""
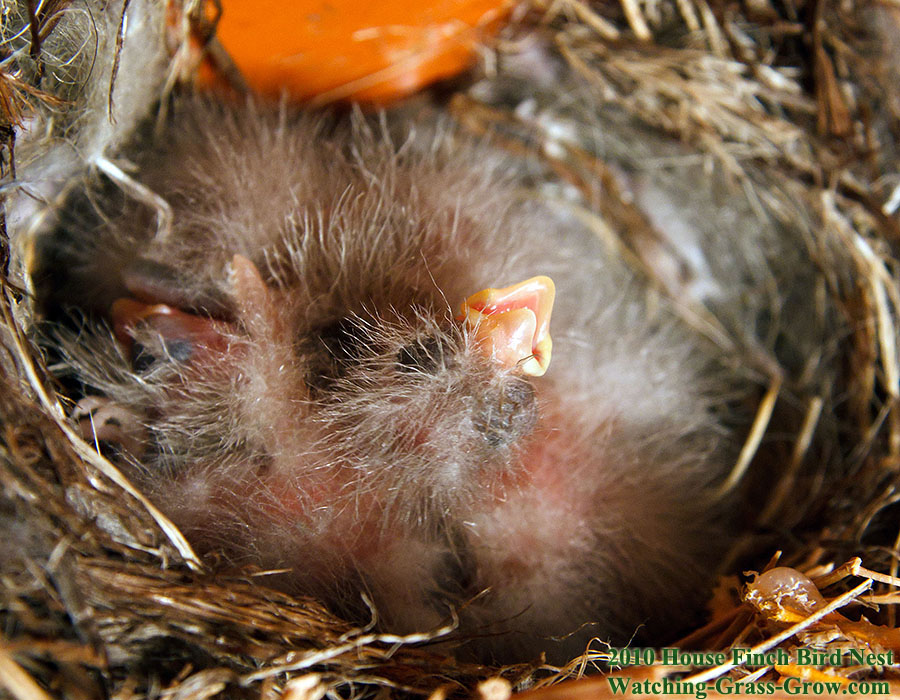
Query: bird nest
3 0 900 698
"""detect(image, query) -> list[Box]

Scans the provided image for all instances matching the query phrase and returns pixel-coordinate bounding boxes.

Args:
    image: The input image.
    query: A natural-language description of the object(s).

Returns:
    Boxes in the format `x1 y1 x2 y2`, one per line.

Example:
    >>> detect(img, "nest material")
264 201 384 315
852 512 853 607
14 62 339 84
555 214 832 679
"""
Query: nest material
3 0 900 697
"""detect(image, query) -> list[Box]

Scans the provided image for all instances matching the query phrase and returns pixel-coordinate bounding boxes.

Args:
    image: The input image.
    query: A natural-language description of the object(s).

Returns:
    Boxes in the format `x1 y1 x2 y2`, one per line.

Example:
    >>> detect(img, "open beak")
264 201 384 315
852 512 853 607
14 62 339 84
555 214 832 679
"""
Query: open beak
457 276 555 376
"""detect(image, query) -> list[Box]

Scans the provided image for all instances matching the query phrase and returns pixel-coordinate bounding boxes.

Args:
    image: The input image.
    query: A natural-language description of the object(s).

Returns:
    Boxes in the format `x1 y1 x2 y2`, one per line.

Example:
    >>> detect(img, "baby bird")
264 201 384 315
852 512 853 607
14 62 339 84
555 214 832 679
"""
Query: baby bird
43 100 732 664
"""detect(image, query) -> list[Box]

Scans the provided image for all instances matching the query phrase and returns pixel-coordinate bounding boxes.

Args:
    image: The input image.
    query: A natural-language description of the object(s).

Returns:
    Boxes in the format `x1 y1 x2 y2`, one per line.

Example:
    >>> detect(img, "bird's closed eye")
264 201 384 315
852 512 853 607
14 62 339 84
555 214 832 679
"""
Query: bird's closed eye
318 318 366 366
309 320 457 387
304 318 368 390
396 335 456 374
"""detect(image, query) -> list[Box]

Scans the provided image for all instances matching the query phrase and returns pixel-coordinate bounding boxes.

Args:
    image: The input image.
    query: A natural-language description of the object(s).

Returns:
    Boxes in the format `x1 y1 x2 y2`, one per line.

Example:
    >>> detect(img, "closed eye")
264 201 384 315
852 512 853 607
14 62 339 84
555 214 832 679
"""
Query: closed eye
318 318 366 365
304 317 368 390
396 334 456 374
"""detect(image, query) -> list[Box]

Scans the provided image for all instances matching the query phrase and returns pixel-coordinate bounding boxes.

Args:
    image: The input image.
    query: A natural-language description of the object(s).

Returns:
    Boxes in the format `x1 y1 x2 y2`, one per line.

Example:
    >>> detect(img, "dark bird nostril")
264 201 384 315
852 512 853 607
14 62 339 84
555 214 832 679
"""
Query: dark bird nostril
473 377 537 447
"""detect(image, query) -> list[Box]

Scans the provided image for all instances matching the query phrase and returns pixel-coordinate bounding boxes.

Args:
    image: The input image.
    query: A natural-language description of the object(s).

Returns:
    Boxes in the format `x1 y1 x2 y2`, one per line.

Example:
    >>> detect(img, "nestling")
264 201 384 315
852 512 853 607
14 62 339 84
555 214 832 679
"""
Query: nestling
42 100 732 663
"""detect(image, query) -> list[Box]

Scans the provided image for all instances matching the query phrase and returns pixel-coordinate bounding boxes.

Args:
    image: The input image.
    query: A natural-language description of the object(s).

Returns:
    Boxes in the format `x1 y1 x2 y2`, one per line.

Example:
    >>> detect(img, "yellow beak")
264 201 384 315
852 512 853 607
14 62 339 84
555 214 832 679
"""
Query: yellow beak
457 276 555 376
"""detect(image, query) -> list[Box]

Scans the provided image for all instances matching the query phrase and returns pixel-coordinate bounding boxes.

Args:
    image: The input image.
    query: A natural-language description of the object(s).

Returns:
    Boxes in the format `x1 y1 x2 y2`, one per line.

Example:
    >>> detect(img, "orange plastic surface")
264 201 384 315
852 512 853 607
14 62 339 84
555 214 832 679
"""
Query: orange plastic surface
213 0 513 103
